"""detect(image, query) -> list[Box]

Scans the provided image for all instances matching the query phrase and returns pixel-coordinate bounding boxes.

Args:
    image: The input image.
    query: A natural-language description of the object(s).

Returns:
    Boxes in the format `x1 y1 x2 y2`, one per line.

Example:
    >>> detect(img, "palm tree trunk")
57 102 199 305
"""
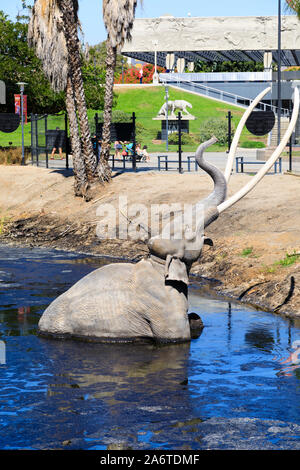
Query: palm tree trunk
65 76 88 197
97 39 115 182
59 0 97 181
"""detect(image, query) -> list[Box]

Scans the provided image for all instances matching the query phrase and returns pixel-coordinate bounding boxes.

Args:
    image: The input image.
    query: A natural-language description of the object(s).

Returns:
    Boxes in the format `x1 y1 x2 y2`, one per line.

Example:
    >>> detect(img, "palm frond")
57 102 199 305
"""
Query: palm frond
102 0 138 49
28 0 68 92
285 0 300 18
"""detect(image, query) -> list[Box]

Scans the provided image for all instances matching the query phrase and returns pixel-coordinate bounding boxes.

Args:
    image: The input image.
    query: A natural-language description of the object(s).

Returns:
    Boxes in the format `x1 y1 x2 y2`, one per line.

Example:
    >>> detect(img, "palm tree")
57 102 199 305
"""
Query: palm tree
58 0 97 181
65 75 89 196
100 0 138 182
28 0 92 197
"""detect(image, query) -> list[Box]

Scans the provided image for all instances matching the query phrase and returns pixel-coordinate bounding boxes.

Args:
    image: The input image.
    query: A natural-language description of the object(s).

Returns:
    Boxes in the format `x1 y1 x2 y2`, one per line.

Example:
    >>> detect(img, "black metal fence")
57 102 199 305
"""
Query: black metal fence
94 110 198 174
29 107 287 174
94 111 138 171
30 112 70 169
29 109 234 173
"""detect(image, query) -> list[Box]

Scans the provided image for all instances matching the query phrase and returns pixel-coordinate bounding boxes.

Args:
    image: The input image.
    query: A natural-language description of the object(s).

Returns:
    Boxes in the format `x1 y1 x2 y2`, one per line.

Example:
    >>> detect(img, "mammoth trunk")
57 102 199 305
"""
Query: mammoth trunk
194 136 227 229
195 136 227 209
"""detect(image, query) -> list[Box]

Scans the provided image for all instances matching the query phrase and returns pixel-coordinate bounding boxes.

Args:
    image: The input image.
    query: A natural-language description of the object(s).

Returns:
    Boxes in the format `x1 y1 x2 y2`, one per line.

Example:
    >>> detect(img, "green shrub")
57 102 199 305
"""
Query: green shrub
96 110 132 123
199 118 234 146
274 252 300 267
168 132 195 145
240 247 253 257
136 121 152 145
240 141 266 148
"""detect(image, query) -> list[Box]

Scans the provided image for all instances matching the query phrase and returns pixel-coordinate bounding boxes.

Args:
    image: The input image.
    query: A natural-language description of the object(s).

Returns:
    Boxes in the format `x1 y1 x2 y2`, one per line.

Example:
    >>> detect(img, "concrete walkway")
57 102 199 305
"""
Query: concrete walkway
32 149 300 174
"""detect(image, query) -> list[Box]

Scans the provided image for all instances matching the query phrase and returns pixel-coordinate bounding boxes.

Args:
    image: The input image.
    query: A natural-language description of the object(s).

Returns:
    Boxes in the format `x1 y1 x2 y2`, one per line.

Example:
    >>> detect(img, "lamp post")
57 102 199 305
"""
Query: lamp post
277 0 282 145
165 84 169 151
17 82 27 165
152 40 159 85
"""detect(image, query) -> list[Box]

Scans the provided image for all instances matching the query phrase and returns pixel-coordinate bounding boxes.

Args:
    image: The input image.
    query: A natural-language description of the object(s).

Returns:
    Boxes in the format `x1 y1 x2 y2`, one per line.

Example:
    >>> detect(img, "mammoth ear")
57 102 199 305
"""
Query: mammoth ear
204 236 213 246
165 257 189 285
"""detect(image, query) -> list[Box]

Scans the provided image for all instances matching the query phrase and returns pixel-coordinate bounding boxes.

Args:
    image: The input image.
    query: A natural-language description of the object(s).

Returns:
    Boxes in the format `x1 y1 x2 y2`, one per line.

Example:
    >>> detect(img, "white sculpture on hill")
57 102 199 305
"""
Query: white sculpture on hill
157 100 194 118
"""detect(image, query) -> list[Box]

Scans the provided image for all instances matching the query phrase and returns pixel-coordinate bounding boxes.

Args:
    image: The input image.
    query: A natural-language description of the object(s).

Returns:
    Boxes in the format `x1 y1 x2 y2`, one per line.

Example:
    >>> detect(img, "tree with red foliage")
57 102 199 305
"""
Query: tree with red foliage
115 63 165 84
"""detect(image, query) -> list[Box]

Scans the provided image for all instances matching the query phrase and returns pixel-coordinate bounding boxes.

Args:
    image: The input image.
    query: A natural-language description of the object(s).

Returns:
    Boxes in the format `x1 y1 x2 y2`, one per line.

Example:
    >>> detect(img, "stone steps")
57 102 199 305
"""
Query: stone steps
269 117 290 147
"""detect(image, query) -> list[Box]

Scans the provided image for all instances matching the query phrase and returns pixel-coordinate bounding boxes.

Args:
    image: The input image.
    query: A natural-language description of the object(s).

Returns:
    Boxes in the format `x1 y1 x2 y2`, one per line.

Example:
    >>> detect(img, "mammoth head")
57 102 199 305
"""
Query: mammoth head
147 234 214 284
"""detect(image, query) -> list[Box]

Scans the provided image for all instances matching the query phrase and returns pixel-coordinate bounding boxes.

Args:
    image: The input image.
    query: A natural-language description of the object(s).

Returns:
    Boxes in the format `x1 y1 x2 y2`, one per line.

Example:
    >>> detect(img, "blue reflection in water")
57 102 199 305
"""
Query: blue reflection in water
0 244 300 450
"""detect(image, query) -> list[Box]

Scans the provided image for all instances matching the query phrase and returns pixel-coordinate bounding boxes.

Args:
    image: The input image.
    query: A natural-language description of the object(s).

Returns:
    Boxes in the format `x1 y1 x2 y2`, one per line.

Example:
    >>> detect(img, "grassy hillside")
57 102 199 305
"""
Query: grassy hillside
114 85 267 152
0 85 266 153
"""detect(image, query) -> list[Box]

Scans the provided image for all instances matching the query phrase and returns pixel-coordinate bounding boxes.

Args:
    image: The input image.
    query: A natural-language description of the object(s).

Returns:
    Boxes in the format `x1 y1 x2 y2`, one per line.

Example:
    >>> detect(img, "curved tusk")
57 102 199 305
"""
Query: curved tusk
224 86 272 183
218 86 300 214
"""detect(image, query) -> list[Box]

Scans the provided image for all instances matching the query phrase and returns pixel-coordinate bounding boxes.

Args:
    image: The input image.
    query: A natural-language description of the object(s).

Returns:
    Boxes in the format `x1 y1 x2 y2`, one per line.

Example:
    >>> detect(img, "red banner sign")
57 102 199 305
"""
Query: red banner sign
14 94 27 123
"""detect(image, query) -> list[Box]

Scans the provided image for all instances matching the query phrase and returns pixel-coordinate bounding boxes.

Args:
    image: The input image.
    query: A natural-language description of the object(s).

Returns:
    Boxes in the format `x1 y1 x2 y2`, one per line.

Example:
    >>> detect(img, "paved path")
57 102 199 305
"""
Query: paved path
32 150 300 174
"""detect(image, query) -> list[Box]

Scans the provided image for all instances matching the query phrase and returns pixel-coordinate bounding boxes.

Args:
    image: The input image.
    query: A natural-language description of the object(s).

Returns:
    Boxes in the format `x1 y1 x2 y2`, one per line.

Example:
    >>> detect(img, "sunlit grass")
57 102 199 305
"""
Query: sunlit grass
113 86 265 152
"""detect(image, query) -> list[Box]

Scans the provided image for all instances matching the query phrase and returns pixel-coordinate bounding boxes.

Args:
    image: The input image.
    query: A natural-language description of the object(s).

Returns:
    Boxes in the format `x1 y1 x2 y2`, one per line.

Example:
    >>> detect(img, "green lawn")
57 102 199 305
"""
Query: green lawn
0 114 66 148
0 85 267 152
0 121 32 147
114 86 267 152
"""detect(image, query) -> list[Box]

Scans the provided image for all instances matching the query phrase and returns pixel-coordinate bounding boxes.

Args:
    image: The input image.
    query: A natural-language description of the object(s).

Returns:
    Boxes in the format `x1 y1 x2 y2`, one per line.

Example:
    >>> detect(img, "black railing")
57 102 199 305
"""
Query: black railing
30 112 69 169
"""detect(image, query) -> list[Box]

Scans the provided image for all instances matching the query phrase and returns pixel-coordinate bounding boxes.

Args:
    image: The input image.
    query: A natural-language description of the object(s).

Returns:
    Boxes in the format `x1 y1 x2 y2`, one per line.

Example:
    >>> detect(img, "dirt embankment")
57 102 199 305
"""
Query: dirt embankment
0 165 300 318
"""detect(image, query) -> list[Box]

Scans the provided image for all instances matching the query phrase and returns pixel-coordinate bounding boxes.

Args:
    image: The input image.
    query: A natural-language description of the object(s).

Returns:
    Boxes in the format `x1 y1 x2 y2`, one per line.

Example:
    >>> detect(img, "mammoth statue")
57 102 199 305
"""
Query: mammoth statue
157 100 193 118
38 87 300 343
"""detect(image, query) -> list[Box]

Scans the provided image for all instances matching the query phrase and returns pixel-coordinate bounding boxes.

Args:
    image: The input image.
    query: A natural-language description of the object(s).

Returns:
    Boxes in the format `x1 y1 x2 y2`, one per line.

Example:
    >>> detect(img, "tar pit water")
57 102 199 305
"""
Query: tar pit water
0 244 300 450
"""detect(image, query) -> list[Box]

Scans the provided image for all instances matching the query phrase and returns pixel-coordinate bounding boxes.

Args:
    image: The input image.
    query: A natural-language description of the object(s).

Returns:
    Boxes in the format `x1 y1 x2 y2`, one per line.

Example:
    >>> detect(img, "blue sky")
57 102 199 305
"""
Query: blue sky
0 0 293 46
